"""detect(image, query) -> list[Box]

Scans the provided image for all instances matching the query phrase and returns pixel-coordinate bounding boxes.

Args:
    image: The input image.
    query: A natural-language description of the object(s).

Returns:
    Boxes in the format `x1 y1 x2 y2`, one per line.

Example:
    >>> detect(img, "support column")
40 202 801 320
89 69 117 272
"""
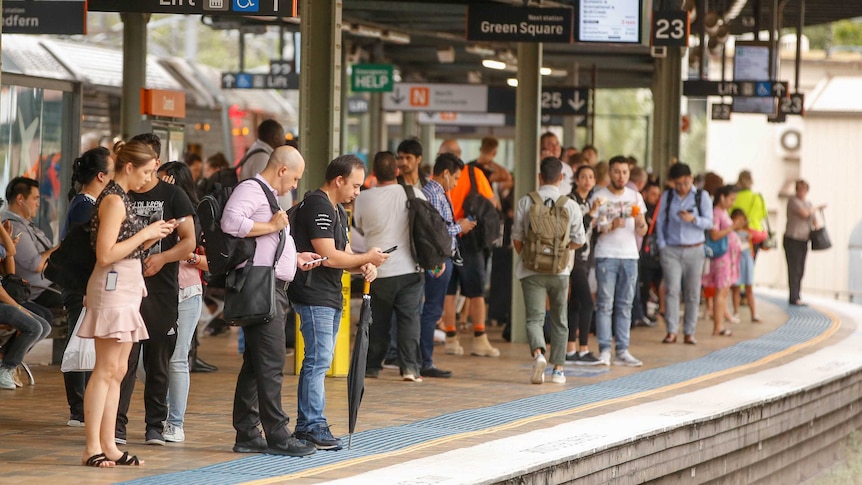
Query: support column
368 92 385 152
511 42 542 345
650 47 682 180
401 111 418 140
420 122 435 155
298 0 342 193
562 62 580 148
120 13 149 140
341 42 351 154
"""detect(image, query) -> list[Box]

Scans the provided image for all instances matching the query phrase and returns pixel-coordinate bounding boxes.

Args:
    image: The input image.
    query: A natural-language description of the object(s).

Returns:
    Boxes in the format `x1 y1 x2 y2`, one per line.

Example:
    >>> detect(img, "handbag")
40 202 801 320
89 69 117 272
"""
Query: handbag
45 222 97 294
639 201 662 271
61 308 95 372
2 274 31 304
810 209 832 251
704 233 729 258
223 231 285 327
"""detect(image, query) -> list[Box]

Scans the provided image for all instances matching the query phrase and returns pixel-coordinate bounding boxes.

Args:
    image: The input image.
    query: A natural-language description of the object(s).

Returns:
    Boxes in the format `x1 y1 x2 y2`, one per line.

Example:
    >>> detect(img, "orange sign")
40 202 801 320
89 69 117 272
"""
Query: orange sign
141 89 186 119
410 87 430 106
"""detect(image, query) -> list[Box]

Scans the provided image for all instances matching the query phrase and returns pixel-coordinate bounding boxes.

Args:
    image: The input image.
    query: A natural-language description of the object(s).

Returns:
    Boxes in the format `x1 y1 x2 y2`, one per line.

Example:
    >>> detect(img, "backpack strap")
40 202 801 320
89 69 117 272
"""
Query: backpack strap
694 188 704 217
467 165 480 197
663 189 673 241
235 147 268 175
242 177 285 266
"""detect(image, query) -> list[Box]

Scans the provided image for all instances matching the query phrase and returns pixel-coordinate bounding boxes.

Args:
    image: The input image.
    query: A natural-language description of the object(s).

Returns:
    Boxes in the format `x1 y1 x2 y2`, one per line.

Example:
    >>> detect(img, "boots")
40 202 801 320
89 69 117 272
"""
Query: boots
189 336 218 373
445 335 464 355
471 333 500 357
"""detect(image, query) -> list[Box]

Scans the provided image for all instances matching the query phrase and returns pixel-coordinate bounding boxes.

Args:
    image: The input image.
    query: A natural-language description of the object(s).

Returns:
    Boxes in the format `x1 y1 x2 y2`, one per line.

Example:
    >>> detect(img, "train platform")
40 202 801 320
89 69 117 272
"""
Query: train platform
1 288 859 484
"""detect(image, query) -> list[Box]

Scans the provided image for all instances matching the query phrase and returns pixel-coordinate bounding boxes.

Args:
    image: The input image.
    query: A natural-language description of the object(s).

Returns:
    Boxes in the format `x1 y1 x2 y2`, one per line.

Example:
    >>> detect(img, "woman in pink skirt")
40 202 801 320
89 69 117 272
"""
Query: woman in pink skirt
79 141 173 468
702 185 746 338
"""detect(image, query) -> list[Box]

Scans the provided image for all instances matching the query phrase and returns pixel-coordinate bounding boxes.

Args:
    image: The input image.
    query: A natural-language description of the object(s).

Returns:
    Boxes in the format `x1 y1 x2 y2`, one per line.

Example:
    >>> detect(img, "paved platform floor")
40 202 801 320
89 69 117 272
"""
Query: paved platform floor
0 292 843 484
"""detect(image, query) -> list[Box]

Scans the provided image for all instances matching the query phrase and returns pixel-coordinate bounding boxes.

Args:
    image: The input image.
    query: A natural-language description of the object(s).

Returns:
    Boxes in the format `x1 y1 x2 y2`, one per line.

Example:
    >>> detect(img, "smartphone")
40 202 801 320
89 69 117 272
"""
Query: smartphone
466 215 476 222
383 245 398 254
105 271 118 291
303 256 329 266
13 231 22 239
176 217 187 223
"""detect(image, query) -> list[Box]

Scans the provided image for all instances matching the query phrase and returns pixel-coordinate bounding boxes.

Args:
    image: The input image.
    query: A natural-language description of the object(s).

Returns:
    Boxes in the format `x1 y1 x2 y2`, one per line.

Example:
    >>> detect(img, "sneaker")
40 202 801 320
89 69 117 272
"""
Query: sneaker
163 423 185 443
598 350 611 366
633 316 657 328
67 418 85 427
294 426 343 451
402 374 423 382
268 436 317 457
144 428 166 446
445 335 464 355
233 435 268 453
530 353 547 384
382 356 400 370
0 366 15 390
551 369 566 384
565 352 579 362
574 351 603 366
613 350 643 367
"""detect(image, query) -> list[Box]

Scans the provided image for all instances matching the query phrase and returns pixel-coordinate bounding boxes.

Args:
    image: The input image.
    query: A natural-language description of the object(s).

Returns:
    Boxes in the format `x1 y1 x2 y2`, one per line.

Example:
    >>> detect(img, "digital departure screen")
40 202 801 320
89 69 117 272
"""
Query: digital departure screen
578 0 642 43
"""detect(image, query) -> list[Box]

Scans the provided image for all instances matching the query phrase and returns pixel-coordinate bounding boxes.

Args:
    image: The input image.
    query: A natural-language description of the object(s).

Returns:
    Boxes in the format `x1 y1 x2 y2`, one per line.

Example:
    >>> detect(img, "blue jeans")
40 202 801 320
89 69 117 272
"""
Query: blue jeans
0 303 51 368
168 294 202 427
294 303 341 433
420 259 452 368
595 258 638 354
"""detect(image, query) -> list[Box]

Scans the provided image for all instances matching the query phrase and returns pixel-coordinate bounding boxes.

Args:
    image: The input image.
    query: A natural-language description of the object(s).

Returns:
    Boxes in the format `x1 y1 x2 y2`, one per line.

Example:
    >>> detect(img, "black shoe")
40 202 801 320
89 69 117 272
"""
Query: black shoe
267 436 317 457
365 368 380 378
420 366 452 378
233 435 268 453
382 356 400 369
191 357 218 373
145 428 166 446
294 426 343 451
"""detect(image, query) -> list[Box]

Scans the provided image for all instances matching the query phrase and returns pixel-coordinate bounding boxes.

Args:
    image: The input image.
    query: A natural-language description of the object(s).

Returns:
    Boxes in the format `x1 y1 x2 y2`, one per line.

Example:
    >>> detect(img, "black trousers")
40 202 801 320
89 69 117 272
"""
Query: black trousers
567 264 594 346
62 289 89 421
116 292 178 439
366 273 424 376
784 236 808 303
233 285 291 445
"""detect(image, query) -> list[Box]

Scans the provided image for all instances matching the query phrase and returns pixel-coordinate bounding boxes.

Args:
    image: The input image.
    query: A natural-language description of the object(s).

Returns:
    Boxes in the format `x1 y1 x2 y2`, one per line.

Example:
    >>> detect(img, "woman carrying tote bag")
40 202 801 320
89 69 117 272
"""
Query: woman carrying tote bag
783 179 827 307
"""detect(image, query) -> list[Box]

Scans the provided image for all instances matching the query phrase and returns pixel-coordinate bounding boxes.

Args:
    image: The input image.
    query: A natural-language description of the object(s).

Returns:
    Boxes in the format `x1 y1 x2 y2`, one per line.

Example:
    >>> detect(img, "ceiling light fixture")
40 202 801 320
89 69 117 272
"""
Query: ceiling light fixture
382 30 410 44
507 78 519 87
465 45 496 57
482 59 507 70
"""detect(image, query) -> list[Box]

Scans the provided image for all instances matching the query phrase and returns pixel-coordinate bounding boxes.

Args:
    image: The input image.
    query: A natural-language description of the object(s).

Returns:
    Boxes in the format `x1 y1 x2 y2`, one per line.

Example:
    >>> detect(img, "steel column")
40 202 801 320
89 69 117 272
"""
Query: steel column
120 13 149 140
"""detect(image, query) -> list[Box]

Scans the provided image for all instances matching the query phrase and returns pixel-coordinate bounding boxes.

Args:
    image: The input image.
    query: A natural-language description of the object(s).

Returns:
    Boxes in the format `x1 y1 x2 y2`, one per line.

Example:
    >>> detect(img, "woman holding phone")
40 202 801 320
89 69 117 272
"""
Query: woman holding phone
78 141 173 468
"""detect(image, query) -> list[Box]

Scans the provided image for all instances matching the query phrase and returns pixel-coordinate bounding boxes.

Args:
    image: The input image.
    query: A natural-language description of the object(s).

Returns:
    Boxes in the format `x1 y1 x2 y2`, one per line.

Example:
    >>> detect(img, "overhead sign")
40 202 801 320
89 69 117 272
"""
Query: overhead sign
3 0 86 35
88 0 296 17
651 11 689 47
780 93 805 116
466 5 574 43
347 95 369 115
383 83 488 113
683 80 789 98
351 64 394 93
270 60 295 76
141 89 186 119
711 103 732 121
418 112 506 127
578 0 642 43
222 72 299 90
486 86 590 116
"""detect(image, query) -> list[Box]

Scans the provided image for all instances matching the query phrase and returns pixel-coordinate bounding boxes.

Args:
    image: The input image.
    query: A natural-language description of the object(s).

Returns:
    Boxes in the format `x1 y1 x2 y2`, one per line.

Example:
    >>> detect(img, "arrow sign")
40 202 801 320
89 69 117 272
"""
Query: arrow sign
568 90 586 112
390 87 405 105
573 115 587 127
222 73 236 89
772 82 788 98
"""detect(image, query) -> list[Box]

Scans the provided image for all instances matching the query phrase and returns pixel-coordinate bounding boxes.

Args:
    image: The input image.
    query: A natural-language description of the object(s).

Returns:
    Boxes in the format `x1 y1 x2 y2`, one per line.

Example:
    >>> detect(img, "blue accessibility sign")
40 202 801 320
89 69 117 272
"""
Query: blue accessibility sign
236 73 253 89
233 0 258 13
755 82 772 97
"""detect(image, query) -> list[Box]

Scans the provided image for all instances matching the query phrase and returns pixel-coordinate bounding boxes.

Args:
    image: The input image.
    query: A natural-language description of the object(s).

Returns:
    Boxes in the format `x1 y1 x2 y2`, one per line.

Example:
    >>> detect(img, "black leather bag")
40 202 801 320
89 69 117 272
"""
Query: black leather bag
45 222 97 294
461 165 501 252
809 209 832 251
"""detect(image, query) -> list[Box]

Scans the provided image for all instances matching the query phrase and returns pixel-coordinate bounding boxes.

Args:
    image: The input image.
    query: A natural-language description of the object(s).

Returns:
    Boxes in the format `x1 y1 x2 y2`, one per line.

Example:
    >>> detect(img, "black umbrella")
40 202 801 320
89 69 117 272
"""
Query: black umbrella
347 280 372 449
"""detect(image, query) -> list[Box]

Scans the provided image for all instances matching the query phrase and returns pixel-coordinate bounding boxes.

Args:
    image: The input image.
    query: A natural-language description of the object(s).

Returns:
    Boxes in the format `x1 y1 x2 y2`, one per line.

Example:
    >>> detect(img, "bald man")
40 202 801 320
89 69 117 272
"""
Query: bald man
221 145 321 457
438 139 462 159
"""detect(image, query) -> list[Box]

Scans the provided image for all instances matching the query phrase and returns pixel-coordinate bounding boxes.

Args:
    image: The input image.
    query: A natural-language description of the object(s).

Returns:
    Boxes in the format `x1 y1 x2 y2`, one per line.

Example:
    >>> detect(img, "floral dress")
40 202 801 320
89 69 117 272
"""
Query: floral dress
702 207 741 289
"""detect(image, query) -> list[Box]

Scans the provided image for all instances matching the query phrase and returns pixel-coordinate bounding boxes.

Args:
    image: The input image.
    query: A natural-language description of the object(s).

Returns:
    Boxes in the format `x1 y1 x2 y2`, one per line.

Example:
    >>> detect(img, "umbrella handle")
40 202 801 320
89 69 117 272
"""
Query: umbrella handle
363 280 371 294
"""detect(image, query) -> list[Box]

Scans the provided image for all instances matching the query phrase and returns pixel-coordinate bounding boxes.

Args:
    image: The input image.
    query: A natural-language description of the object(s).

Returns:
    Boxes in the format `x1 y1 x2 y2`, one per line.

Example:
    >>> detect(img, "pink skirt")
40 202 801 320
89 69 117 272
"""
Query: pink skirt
77 258 149 343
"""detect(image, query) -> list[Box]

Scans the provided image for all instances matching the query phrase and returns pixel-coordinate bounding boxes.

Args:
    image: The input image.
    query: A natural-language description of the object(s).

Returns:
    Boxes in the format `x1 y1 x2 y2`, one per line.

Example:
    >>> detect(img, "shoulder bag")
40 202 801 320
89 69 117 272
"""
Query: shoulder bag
809 208 832 251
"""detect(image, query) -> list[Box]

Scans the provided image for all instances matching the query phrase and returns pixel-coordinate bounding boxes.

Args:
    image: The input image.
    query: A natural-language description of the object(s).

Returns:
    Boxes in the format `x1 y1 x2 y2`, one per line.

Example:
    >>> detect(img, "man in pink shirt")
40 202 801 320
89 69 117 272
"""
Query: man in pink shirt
221 145 322 457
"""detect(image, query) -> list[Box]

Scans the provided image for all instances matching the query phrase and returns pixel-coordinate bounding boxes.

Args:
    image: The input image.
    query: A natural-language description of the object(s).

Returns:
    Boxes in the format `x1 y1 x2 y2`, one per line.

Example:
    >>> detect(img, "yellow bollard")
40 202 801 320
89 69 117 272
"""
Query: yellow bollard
294 270 352 377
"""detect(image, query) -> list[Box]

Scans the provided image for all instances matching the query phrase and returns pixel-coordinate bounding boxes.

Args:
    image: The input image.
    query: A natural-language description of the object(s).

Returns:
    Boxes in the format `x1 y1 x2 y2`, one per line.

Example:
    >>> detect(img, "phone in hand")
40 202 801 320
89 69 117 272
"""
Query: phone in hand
13 231 22 239
466 215 476 222
383 245 398 254
303 256 329 266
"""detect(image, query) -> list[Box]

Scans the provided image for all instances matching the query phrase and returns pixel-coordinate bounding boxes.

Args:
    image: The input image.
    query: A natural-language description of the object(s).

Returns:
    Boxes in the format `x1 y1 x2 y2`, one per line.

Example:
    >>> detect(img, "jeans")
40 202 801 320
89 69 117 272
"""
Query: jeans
567 264 594 346
521 274 569 366
294 303 341 433
0 303 51 368
366 273 424 376
595 258 638 354
233 286 291 445
660 246 706 336
784 236 808 303
167 294 202 428
420 259 453 368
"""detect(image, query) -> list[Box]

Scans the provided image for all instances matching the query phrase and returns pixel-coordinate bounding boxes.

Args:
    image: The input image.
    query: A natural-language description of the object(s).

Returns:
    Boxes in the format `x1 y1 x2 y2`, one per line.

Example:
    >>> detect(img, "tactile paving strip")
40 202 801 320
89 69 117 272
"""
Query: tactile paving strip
118 297 831 485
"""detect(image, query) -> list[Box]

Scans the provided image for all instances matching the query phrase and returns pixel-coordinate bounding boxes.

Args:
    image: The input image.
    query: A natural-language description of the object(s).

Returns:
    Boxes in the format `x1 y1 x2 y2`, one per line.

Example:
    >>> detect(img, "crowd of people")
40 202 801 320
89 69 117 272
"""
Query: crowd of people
0 119 828 469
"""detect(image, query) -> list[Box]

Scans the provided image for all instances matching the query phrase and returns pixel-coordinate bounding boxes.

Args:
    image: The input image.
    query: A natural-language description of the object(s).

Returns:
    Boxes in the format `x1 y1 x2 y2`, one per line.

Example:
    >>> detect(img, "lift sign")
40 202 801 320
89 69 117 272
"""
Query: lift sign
467 5 574 43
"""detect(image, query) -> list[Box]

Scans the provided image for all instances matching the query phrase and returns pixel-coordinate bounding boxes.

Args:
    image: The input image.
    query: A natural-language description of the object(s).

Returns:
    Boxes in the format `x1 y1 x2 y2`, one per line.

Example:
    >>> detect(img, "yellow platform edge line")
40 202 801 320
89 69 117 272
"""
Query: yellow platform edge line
243 306 841 484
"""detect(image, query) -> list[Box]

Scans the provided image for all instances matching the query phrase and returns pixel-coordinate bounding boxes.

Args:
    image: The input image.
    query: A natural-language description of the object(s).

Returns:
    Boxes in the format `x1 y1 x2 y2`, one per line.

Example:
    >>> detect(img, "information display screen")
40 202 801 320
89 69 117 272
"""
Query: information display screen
733 41 776 114
578 0 642 43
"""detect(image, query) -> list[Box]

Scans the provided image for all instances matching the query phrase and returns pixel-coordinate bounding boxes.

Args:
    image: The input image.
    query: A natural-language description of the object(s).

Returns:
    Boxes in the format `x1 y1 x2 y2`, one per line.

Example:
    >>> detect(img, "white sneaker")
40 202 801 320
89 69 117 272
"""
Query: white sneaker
551 369 566 384
0 366 15 390
613 350 643 367
530 353 547 384
163 423 185 443
67 419 85 427
598 350 611 366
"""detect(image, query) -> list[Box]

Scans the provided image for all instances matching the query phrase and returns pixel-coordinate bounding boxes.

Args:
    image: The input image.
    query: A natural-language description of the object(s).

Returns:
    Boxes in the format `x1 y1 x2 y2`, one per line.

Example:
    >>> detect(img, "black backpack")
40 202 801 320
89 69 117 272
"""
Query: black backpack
402 184 452 270
461 166 501 251
45 222 96 294
198 178 278 287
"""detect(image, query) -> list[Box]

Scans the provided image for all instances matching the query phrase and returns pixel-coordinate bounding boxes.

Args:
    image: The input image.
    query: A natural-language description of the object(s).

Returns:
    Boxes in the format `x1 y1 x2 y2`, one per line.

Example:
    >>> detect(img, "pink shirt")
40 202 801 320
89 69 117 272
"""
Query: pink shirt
221 175 297 282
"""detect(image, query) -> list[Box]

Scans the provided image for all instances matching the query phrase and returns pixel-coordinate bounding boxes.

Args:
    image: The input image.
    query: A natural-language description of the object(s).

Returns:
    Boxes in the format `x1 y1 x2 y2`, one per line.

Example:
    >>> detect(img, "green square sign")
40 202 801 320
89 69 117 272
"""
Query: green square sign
351 64 394 92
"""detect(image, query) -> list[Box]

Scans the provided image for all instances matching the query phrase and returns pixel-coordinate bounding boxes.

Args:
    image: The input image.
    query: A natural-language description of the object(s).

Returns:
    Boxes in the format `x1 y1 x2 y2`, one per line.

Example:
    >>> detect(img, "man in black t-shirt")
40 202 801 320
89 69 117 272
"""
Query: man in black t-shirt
289 155 389 451
115 133 196 445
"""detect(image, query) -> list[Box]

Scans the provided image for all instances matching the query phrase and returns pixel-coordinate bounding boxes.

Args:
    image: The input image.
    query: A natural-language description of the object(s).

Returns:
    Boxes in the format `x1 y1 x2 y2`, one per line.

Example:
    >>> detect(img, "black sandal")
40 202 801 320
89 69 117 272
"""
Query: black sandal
113 451 142 466
83 453 114 467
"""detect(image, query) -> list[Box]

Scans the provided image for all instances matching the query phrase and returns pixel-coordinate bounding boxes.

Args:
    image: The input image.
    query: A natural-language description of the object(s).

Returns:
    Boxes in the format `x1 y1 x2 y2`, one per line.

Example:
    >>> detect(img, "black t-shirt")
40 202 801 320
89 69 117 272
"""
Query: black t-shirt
130 179 195 294
289 190 348 309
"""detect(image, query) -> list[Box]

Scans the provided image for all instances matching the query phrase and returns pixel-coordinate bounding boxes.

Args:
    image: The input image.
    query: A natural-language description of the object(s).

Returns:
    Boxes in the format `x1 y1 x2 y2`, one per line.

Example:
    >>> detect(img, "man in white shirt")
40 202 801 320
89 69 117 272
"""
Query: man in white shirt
354 151 426 382
591 156 648 367
239 120 291 207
